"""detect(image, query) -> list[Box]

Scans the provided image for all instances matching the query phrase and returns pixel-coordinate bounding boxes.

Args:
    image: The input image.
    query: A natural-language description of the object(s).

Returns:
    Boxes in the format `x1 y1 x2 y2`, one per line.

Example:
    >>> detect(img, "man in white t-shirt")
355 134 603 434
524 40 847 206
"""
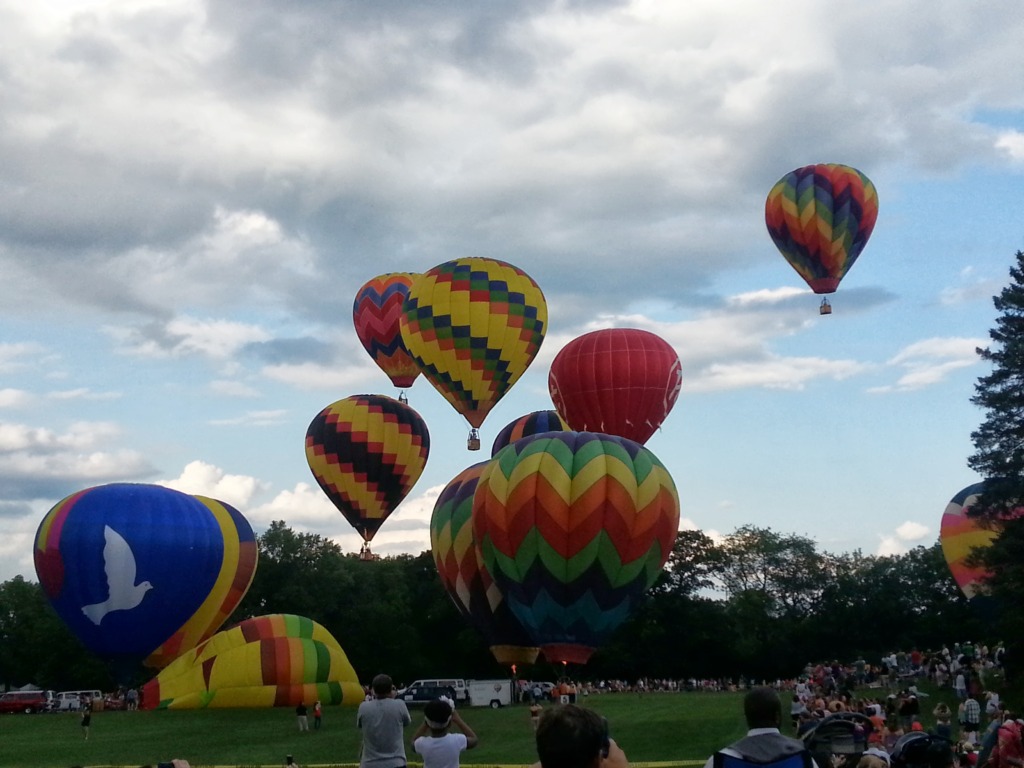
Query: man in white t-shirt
412 697 478 768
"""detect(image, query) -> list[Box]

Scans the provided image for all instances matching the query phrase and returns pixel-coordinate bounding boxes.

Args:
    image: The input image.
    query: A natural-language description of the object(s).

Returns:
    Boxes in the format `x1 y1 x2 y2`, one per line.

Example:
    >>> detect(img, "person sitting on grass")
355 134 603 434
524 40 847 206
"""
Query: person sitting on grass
412 697 478 768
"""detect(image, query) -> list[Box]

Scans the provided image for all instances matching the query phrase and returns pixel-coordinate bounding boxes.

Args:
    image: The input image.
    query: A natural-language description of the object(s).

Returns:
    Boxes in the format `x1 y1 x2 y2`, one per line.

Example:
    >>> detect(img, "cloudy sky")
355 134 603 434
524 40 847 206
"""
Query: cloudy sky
2 0 1023 583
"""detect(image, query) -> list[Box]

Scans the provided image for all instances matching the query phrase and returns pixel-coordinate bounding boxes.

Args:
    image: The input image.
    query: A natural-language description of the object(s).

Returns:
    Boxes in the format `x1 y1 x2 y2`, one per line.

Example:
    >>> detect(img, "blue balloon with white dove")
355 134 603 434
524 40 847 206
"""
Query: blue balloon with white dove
34 483 232 669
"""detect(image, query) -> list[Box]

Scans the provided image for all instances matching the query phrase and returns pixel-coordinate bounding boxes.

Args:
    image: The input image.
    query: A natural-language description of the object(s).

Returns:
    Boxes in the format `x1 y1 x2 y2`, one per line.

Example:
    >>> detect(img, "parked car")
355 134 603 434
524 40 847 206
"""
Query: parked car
0 691 50 714
55 690 102 711
394 684 457 706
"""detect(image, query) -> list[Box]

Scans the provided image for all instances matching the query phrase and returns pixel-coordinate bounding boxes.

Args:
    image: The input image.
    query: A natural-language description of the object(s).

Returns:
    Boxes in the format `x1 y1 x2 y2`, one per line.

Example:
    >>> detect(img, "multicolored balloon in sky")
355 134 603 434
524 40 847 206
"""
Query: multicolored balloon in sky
473 432 680 664
400 257 547 433
34 483 257 670
305 394 430 546
490 410 568 457
765 163 879 295
142 614 363 709
430 462 539 666
352 273 421 389
549 328 682 445
940 481 1023 602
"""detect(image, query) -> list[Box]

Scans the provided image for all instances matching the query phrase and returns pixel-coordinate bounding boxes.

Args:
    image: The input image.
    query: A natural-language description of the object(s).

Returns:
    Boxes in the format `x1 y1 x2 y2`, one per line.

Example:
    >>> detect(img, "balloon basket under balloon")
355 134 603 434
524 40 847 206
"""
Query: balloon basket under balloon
819 297 832 315
467 429 481 451
358 543 379 561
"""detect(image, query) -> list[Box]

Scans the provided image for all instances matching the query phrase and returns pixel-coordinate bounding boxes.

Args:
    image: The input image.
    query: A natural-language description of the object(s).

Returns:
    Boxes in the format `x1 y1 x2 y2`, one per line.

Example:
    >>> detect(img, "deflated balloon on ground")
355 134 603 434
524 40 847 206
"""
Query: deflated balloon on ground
142 614 363 709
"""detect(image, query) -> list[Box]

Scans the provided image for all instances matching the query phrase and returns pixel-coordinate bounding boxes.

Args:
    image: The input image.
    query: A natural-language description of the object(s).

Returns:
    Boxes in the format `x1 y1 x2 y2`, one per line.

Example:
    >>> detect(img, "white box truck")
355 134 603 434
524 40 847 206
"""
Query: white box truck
467 679 512 708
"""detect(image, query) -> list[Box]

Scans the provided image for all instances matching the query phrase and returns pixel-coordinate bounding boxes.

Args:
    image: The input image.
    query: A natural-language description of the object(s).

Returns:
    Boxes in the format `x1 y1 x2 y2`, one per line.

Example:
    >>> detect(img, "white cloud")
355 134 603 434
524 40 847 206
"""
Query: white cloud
895 521 930 541
158 460 267 509
107 316 272 360
260 362 380 392
208 409 289 427
209 379 261 398
996 130 1024 161
0 389 33 408
869 337 985 393
0 343 46 373
47 388 121 401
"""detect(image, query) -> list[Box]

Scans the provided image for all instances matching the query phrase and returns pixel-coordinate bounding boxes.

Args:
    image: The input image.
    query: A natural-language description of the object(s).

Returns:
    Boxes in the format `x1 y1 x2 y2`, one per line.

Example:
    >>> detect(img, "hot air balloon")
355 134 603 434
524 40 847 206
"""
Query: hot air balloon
353 273 421 398
305 394 430 559
430 463 539 666
400 257 547 450
548 328 682 445
34 484 257 674
940 481 1023 605
473 432 680 664
141 614 363 709
491 410 568 457
765 163 879 314
145 495 258 668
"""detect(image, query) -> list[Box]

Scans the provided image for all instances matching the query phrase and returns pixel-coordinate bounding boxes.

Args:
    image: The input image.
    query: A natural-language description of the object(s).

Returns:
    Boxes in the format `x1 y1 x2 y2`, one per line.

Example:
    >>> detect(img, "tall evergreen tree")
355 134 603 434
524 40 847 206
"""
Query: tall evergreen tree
967 249 1024 677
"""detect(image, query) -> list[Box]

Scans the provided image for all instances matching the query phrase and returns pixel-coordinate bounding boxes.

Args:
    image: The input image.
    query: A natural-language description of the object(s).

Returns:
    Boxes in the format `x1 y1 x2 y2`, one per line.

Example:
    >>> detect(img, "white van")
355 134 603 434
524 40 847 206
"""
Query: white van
467 679 512 708
55 690 102 711
404 678 468 702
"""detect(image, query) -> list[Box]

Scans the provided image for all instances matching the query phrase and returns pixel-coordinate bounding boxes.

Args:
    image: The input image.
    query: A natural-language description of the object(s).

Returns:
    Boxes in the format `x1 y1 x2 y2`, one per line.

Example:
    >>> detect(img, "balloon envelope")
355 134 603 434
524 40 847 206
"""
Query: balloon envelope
940 481 1023 601
473 432 680 664
353 273 421 389
400 257 547 429
765 163 879 294
34 484 254 669
548 328 682 444
491 410 568 457
145 496 258 668
141 614 363 709
305 394 430 543
430 462 539 666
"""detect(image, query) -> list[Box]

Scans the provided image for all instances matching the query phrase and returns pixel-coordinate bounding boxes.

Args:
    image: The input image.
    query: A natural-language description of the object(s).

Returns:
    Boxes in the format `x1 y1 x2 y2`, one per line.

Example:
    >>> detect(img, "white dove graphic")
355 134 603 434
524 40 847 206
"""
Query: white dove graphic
81 525 153 625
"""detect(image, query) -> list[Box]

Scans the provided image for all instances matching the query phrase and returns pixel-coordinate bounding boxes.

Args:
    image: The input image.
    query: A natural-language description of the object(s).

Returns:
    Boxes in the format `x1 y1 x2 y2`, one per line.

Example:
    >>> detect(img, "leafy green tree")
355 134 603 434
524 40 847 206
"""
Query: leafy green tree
0 576 111 690
967 249 1024 672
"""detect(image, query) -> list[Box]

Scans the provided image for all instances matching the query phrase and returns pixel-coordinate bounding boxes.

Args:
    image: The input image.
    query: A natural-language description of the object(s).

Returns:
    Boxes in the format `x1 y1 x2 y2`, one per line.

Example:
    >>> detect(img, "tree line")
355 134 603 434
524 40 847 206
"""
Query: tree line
0 521 987 693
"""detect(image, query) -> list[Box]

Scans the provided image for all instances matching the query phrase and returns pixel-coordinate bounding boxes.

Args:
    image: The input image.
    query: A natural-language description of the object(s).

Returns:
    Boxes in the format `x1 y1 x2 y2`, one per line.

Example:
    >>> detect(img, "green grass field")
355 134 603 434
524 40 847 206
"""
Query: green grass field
0 691 749 768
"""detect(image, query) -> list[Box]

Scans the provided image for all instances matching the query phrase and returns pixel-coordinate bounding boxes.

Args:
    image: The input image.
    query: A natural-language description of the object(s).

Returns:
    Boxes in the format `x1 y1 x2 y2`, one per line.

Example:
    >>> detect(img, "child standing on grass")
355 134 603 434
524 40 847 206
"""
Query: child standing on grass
412 697 478 768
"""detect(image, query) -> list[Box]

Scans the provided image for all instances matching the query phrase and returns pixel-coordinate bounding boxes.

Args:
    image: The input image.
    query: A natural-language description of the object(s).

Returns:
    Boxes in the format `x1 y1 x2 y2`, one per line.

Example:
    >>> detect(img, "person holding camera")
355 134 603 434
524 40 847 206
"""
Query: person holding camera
411 697 478 768
357 673 412 768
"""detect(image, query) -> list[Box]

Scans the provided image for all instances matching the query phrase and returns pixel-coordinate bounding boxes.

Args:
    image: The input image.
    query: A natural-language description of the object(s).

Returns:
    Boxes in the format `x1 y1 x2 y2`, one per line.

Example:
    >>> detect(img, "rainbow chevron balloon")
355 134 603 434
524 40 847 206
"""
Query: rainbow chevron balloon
352 273 421 389
305 395 430 543
430 462 538 666
765 163 878 294
473 432 680 664
400 257 547 430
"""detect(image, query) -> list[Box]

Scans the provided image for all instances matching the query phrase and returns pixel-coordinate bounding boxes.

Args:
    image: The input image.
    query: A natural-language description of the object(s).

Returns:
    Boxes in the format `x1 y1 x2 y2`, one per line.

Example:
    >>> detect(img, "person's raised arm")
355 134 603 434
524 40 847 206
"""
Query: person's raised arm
452 710 479 749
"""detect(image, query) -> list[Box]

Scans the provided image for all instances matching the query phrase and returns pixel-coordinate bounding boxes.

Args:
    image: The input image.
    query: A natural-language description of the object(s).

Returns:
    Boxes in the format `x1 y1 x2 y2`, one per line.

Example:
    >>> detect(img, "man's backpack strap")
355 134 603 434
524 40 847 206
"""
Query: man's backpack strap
714 750 813 768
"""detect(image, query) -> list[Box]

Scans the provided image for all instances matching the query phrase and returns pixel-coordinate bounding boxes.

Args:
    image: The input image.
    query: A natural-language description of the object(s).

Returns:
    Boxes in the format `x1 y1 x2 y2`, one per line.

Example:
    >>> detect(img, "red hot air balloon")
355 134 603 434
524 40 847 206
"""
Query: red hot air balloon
548 328 682 444
305 395 430 559
352 273 421 391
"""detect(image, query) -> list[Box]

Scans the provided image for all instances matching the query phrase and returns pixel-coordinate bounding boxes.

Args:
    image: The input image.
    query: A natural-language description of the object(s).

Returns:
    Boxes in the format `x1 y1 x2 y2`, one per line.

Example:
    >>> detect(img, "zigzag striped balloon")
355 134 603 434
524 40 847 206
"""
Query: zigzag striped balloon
400 257 547 430
430 462 538 666
352 273 421 389
305 395 430 543
765 163 878 294
472 431 680 664
490 410 568 457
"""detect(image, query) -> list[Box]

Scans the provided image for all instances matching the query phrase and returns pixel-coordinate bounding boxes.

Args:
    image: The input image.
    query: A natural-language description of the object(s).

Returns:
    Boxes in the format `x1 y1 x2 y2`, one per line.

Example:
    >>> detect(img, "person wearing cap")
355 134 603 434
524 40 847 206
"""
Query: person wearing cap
411 697 478 768
357 673 412 768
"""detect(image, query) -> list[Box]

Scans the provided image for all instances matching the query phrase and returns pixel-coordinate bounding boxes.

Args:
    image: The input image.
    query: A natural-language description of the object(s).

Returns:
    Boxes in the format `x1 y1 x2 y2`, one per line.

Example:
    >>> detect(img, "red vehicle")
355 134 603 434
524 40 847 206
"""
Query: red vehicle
0 691 50 714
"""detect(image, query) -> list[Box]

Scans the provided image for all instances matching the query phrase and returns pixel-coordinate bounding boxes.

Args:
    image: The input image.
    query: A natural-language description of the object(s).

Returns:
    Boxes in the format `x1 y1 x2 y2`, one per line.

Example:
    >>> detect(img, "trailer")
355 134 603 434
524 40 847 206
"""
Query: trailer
467 679 513 708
